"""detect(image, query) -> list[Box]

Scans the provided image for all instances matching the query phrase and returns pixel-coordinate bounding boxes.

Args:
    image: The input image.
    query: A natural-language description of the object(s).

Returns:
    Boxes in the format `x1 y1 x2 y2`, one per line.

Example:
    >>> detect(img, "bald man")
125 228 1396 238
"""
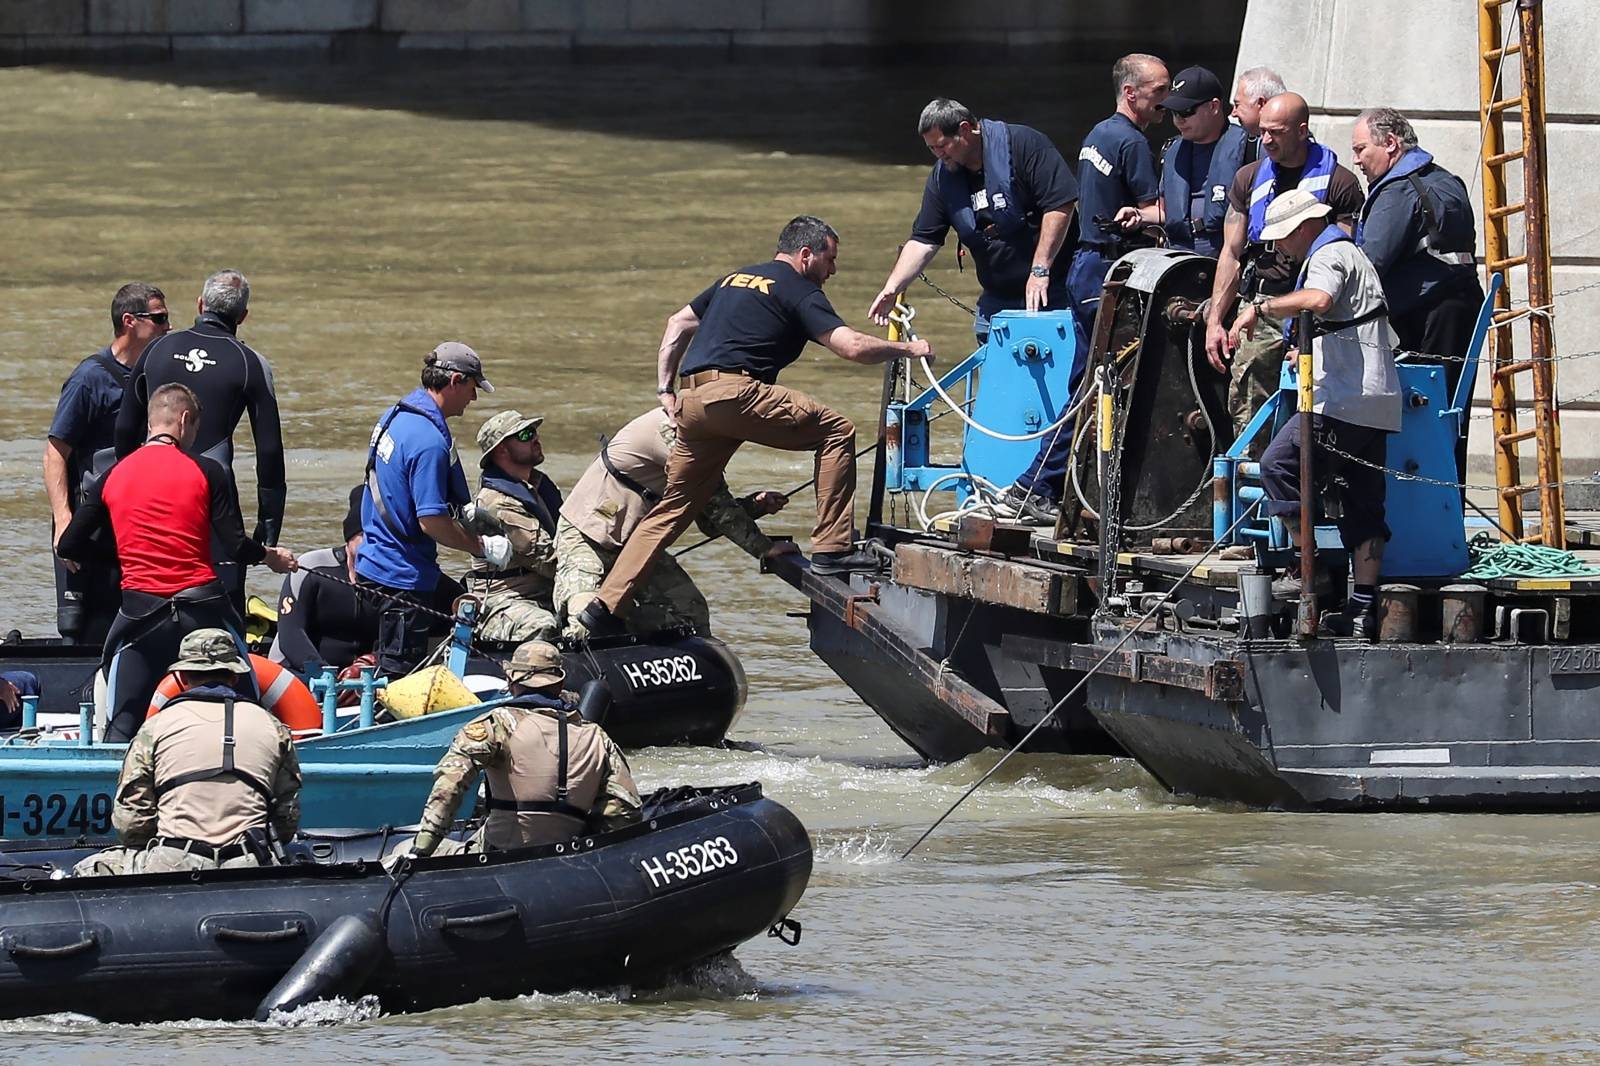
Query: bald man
1203 92 1365 437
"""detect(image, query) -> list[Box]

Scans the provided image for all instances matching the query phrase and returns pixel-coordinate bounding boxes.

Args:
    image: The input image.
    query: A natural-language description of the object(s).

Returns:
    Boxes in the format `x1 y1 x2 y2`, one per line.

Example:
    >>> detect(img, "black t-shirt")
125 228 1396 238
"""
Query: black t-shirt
679 261 847 384
1228 159 1365 294
911 123 1079 299
48 348 128 502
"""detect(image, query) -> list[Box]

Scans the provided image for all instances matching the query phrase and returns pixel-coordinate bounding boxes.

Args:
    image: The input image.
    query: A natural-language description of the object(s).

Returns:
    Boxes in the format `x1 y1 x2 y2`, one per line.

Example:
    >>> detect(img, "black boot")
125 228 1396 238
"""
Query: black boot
810 548 882 577
575 597 624 637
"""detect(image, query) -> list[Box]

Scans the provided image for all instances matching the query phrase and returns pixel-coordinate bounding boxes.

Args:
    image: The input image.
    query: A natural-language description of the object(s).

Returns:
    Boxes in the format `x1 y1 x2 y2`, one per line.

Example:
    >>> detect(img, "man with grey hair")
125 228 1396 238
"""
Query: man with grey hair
115 269 287 613
1230 66 1287 139
1351 107 1482 451
868 97 1079 343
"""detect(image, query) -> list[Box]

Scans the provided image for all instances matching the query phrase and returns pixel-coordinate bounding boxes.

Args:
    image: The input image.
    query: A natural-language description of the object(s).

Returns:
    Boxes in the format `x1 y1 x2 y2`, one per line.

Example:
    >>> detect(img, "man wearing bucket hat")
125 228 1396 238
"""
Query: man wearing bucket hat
76 628 301 876
1228 188 1401 639
405 640 640 859
357 343 516 678
463 410 564 645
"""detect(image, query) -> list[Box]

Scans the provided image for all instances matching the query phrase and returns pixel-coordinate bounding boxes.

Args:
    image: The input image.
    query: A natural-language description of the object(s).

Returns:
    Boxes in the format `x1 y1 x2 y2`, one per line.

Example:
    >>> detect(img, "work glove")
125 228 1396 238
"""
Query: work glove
460 502 507 536
480 534 514 570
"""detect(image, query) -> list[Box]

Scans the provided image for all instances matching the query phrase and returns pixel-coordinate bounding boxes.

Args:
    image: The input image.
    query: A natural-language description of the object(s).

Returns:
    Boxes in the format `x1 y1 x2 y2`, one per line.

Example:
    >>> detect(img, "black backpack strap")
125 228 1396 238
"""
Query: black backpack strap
596 433 661 505
1405 171 1443 248
483 710 589 820
154 697 277 807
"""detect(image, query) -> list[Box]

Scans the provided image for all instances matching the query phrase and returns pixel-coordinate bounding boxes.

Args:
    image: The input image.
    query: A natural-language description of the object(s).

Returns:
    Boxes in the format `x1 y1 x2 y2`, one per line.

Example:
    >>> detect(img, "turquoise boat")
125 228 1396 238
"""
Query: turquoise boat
0 612 748 840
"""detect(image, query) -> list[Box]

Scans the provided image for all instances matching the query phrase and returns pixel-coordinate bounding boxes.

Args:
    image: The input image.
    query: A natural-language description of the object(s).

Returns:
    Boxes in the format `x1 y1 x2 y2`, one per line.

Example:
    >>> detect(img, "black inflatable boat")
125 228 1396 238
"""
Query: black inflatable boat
0 783 809 1023
0 628 748 749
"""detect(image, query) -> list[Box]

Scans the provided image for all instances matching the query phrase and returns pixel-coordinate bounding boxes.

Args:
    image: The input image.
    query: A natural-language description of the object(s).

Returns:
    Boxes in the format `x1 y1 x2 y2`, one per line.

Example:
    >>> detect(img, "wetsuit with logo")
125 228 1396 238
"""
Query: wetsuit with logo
114 311 286 608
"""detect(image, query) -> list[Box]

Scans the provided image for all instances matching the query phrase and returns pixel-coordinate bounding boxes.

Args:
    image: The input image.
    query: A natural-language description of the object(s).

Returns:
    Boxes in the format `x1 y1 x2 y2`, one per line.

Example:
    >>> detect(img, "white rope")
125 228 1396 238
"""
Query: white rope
889 305 1093 443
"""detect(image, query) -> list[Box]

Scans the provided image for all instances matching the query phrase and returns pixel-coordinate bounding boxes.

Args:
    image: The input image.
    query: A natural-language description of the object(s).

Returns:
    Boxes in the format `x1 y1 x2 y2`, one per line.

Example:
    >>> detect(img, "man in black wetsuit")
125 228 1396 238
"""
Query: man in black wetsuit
272 487 379 673
59 383 297 743
114 269 286 611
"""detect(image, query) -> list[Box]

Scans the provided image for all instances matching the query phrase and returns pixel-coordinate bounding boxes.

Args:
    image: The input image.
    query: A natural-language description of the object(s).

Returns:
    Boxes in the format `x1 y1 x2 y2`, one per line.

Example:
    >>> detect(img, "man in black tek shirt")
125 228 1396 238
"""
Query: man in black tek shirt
869 98 1079 343
114 268 287 611
44 282 170 642
576 216 934 636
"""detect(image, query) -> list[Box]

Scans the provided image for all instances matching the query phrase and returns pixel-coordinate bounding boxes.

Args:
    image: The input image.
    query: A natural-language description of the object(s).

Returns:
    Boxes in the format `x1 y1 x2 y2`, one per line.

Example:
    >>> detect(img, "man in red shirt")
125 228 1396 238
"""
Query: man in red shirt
57 383 296 742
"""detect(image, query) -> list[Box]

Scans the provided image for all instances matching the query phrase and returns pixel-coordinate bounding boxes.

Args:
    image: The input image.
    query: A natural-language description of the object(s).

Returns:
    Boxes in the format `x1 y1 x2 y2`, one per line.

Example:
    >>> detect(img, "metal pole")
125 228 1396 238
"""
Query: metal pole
1296 310 1318 640
1518 0 1565 548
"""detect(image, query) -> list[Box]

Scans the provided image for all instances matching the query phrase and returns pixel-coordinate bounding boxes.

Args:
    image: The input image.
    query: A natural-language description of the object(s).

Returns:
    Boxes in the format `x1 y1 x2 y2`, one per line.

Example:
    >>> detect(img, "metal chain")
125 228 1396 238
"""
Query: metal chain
297 566 506 664
915 271 978 317
1315 436 1600 495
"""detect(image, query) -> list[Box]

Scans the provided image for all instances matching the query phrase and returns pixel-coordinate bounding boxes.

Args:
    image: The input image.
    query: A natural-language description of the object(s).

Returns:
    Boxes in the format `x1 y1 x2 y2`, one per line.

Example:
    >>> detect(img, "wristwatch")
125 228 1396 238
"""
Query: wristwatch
1029 265 1050 278
656 385 675 395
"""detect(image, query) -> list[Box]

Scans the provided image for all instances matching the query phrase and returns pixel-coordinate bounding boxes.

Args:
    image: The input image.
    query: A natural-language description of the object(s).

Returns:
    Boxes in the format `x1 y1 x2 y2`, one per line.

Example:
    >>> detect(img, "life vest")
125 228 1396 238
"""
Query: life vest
364 390 471 545
482 694 605 850
934 118 1033 257
1355 147 1476 268
480 462 563 536
148 654 323 739
1281 225 1389 345
1247 140 1339 243
1160 123 1250 254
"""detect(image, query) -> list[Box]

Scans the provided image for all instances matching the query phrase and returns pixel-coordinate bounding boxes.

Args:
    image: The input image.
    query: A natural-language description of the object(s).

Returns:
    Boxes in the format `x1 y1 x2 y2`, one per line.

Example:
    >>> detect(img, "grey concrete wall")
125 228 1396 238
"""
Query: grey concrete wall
0 0 1246 61
1237 0 1600 489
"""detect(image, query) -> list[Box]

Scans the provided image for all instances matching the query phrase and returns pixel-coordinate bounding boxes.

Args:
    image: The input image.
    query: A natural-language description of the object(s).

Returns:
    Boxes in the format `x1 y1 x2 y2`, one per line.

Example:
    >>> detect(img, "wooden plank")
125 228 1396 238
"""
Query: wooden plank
892 544 1080 617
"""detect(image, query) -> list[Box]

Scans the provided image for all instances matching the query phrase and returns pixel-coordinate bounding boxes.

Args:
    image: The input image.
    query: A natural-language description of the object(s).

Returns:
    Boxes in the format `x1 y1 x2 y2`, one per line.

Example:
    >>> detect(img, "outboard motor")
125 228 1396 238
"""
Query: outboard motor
561 631 747 748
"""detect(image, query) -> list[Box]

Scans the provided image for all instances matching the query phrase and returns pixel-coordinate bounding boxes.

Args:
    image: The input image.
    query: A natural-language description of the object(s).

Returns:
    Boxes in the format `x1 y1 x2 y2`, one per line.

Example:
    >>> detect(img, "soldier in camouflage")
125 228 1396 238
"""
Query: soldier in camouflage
554 407 797 638
406 639 640 858
465 410 562 644
74 628 301 876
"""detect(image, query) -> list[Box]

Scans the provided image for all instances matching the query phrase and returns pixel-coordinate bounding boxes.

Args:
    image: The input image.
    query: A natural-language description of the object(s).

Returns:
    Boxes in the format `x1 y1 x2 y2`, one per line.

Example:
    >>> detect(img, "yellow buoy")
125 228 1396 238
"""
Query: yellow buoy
381 666 480 720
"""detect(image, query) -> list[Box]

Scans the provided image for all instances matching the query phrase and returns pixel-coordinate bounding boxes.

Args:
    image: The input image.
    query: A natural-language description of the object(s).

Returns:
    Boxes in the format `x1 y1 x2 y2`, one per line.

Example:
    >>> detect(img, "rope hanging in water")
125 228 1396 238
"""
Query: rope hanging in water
1461 531 1600 580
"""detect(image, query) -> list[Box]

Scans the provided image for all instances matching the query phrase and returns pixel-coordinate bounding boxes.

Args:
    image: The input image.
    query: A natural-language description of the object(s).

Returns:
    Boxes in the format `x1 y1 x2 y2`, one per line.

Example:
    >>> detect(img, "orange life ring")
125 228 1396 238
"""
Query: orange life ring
147 654 324 740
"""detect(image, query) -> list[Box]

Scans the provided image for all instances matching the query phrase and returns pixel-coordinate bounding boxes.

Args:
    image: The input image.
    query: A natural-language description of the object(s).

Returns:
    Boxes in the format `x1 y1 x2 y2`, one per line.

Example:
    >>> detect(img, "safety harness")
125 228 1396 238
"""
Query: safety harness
596 432 661 505
483 695 591 822
1281 225 1390 345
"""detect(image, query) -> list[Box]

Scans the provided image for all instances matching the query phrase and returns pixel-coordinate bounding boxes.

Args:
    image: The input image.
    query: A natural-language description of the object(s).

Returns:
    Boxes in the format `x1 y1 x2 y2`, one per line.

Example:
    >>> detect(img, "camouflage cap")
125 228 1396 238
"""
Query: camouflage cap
476 410 545 468
504 640 565 687
169 628 251 674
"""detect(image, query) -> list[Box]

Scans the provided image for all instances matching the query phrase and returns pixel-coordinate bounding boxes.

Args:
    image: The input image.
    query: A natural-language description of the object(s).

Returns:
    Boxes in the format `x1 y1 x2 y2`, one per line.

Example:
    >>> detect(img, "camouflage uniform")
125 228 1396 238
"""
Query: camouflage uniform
555 413 773 638
411 697 640 856
75 629 301 877
465 475 559 644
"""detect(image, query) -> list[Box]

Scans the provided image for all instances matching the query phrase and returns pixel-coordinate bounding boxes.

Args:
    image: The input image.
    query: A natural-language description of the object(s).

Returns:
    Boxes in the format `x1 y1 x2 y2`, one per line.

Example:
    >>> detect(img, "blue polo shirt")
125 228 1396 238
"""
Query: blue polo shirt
1076 113 1160 247
48 347 128 498
355 389 470 592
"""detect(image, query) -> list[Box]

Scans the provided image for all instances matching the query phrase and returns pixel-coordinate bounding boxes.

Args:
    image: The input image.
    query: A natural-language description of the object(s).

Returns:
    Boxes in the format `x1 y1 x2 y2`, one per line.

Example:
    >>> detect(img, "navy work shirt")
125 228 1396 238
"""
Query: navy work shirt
1076 114 1160 248
910 122 1079 301
679 261 846 384
49 347 128 500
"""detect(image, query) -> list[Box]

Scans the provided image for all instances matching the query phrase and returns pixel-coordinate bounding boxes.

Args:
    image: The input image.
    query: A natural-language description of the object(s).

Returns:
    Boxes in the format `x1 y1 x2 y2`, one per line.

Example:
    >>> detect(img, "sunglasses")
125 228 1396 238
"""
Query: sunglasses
1169 104 1200 119
514 427 539 442
133 311 170 325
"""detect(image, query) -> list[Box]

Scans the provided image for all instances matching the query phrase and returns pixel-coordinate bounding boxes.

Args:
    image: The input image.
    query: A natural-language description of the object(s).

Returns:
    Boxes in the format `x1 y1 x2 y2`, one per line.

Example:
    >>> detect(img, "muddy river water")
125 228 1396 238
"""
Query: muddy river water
1 60 1598 1063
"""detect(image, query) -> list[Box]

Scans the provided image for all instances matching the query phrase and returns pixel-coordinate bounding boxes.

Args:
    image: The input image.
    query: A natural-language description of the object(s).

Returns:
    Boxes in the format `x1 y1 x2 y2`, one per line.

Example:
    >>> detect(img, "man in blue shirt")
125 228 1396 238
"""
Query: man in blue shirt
1116 66 1253 258
993 54 1167 523
868 98 1079 343
44 282 170 642
357 342 513 676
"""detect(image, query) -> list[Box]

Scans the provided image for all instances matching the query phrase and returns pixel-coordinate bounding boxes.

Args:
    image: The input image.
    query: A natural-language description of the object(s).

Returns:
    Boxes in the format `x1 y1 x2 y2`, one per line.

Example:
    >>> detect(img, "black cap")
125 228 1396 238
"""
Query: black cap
343 485 364 544
1162 66 1225 112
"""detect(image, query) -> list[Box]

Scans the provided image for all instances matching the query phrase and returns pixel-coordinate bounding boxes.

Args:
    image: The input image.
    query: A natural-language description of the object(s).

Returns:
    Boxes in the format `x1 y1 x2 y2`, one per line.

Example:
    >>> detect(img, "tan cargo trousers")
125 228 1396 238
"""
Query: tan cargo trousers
593 371 856 615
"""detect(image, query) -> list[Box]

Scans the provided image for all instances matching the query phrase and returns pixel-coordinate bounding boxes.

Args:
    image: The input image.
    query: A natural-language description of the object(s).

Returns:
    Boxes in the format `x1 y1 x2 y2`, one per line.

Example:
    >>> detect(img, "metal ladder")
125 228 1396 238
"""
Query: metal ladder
1479 0 1564 545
